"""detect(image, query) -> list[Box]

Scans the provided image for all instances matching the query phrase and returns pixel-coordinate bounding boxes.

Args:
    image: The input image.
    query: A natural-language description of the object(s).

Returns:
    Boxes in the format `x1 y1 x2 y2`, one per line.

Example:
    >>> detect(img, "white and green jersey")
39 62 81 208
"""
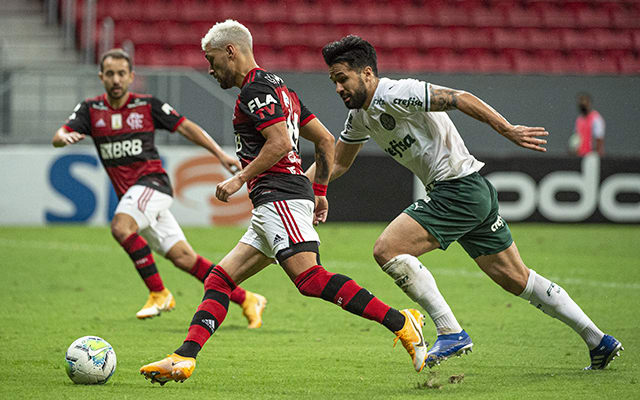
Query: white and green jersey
339 77 484 189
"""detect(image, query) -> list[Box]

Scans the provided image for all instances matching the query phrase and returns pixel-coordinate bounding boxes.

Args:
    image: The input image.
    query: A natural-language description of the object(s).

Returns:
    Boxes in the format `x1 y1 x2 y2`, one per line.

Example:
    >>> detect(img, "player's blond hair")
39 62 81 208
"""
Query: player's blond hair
201 19 253 52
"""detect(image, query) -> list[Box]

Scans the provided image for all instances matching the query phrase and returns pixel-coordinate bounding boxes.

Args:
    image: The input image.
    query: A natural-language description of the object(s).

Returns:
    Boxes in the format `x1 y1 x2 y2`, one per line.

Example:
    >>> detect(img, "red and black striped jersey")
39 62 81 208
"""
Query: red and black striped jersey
234 68 316 207
63 93 185 198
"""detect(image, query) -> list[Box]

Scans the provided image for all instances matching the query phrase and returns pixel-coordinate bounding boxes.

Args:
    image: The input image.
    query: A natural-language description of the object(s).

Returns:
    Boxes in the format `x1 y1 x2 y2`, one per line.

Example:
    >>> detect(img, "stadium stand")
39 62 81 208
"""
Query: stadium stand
69 0 640 74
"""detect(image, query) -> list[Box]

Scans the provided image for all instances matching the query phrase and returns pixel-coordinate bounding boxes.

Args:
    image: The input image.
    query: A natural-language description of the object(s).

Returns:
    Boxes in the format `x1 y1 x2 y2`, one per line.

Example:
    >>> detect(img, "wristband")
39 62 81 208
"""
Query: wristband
312 183 328 196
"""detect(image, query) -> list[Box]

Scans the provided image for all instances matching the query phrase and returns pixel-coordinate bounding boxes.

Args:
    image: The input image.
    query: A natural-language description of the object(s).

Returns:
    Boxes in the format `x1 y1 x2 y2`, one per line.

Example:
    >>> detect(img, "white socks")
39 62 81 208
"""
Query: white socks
519 269 604 349
382 254 462 335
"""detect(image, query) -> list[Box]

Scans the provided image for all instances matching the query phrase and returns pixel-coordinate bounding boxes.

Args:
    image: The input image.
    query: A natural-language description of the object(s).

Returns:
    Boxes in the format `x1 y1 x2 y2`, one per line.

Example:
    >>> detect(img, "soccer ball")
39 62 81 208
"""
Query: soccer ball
65 336 117 384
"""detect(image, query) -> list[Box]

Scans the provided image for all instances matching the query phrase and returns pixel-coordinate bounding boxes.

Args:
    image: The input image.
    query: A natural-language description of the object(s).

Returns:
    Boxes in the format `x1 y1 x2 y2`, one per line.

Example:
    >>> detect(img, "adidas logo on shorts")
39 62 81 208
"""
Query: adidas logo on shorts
273 234 285 246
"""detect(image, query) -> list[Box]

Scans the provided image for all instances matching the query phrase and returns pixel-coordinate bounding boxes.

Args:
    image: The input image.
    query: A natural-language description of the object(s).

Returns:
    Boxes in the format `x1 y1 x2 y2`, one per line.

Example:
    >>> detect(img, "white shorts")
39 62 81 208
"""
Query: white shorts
239 199 320 260
114 185 186 255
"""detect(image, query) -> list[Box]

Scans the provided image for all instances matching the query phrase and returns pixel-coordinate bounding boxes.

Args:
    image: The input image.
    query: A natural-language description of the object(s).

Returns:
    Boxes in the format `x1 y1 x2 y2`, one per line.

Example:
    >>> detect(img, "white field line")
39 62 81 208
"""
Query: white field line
1 238 638 290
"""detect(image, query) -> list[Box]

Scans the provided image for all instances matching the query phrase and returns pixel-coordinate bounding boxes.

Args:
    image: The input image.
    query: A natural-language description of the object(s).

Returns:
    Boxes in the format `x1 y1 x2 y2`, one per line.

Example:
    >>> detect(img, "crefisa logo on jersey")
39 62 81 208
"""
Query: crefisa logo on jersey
384 134 416 158
393 97 423 108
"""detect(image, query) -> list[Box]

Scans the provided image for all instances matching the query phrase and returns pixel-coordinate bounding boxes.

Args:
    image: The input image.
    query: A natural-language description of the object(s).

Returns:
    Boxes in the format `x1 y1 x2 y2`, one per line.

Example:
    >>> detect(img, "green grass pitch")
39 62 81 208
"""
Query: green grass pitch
1 223 638 399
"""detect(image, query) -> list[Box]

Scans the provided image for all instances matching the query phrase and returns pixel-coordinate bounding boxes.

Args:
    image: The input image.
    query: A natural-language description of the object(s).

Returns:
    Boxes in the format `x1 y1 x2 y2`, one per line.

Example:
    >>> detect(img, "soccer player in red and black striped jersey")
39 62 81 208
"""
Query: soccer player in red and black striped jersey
52 48 267 327
140 20 428 385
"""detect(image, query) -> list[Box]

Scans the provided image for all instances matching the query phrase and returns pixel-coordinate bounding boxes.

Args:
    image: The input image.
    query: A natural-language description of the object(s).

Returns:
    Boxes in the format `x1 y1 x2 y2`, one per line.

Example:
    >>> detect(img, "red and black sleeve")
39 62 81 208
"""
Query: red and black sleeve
149 96 186 132
63 101 92 135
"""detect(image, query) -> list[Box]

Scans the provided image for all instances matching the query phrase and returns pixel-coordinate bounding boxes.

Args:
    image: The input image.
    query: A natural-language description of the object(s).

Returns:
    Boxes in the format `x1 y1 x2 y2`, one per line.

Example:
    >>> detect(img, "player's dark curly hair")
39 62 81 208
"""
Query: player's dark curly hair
322 35 378 76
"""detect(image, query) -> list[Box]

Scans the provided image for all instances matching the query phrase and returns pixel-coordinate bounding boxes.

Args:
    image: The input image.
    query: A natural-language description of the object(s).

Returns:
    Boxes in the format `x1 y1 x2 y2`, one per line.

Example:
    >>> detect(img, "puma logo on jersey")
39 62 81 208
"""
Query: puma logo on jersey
100 138 143 160
384 134 416 158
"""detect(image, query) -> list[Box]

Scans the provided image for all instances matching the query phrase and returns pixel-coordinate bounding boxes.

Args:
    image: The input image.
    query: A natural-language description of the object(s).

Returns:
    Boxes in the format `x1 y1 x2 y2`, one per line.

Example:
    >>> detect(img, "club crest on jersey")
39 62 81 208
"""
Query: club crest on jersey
111 114 122 130
126 112 144 129
379 113 396 130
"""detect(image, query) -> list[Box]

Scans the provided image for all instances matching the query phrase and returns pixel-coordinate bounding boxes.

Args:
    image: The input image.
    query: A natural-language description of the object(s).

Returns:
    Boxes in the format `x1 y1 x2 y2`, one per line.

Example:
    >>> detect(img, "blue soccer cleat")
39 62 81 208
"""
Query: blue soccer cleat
584 334 623 370
426 330 473 368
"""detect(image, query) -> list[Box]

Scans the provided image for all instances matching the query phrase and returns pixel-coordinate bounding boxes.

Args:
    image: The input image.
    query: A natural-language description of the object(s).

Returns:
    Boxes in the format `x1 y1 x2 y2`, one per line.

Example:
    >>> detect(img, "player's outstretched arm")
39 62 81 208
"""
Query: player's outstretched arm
176 119 241 173
429 84 548 152
216 121 290 202
52 127 85 147
300 118 335 224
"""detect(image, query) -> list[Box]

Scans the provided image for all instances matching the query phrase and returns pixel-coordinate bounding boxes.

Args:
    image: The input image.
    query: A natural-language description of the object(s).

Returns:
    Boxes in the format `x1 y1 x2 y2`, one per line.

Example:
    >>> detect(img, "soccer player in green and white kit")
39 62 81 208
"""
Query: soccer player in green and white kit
309 35 622 370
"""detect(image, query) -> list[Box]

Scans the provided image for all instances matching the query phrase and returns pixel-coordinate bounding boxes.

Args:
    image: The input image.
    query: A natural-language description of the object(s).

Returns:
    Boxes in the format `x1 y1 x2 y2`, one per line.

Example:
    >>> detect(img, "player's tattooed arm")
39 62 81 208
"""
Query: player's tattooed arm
428 84 462 111
429 83 549 152
314 147 331 183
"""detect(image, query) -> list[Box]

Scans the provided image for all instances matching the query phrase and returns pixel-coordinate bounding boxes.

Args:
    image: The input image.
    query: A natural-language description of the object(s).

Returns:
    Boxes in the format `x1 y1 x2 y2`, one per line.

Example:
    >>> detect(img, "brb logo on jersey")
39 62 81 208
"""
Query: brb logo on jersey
100 139 143 160
126 112 144 129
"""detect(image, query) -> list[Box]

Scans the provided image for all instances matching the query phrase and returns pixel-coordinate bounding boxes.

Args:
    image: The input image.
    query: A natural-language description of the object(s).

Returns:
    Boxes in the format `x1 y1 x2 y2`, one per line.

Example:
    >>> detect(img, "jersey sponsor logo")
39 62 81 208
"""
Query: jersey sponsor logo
126 112 144 129
111 114 122 130
393 96 423 108
161 102 178 116
372 97 385 106
99 138 143 160
379 113 396 130
384 134 416 158
490 215 505 232
95 118 106 128
248 94 278 114
264 73 283 86
91 103 108 111
128 99 148 108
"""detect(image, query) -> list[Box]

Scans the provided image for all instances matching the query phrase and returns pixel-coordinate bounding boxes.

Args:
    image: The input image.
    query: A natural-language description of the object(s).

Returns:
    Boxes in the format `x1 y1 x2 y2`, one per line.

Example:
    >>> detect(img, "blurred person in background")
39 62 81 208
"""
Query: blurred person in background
572 92 605 157
52 48 267 327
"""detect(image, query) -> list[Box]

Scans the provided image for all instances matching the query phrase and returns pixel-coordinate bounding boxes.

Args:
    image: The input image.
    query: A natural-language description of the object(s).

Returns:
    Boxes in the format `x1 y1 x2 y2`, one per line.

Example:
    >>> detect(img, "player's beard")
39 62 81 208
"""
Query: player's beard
343 77 368 109
108 85 126 100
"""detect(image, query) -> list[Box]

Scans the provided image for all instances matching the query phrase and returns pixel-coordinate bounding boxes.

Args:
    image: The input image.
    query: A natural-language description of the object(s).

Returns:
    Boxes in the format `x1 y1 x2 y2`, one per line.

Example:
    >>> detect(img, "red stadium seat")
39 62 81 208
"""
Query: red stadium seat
575 7 611 29
362 3 400 26
539 5 579 29
618 54 640 74
591 29 633 51
492 28 529 51
471 51 513 73
611 8 640 29
470 6 507 28
561 29 596 51
452 28 493 51
510 50 551 75
632 30 640 51
435 6 472 27
290 2 328 25
414 27 455 50
178 0 224 23
399 4 440 27
379 26 420 51
527 28 563 51
505 6 544 28
401 52 442 73
579 51 621 74
295 48 326 72
141 0 181 22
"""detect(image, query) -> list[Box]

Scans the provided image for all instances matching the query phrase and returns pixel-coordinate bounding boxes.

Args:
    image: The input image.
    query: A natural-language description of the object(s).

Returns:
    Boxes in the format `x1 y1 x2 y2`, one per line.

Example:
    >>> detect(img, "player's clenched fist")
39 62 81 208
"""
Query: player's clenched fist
215 174 245 202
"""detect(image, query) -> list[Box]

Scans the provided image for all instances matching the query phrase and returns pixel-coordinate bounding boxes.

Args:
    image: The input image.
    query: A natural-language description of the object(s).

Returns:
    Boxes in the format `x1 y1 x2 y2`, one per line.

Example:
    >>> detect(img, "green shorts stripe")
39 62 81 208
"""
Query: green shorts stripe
403 172 513 259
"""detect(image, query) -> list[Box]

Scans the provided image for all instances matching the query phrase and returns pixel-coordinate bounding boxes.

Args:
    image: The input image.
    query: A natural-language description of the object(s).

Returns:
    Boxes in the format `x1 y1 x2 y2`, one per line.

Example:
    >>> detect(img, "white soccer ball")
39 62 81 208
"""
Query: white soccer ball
65 336 117 384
